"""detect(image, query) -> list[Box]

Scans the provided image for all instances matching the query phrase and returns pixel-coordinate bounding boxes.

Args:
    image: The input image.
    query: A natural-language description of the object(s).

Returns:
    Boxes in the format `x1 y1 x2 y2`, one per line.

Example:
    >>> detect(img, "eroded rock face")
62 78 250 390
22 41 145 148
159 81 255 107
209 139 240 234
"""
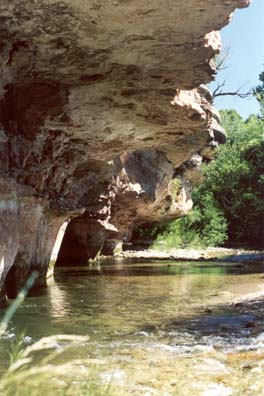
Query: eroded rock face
0 0 250 302
0 176 68 301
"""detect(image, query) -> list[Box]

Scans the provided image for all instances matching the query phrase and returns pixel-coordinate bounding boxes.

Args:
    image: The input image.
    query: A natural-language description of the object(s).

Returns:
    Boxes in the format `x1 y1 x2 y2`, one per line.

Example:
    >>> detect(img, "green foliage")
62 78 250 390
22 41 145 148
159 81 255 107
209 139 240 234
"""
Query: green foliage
202 110 264 247
8 332 25 366
134 223 165 240
220 109 245 137
153 89 264 250
152 191 227 250
169 178 181 200
254 70 264 117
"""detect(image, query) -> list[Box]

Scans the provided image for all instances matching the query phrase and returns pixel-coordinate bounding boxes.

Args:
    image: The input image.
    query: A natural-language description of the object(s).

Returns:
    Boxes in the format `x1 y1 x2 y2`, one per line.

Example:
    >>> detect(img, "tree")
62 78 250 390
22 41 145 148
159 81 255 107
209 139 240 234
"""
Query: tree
153 111 264 249
200 110 264 247
211 49 252 101
212 80 252 100
254 70 264 117
152 69 264 250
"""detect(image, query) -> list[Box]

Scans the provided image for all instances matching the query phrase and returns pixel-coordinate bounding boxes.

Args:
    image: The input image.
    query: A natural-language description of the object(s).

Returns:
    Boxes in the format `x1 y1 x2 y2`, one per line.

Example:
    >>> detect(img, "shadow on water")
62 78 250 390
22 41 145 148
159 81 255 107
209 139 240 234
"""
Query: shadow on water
138 302 264 342
54 259 264 277
2 260 264 356
51 260 264 345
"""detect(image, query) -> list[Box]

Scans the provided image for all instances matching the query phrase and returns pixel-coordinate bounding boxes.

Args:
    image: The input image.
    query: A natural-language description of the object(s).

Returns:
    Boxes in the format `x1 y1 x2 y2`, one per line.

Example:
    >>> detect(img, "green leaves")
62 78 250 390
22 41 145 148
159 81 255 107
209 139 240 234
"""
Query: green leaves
254 69 264 117
152 67 264 250
152 190 227 250
153 106 264 250
202 110 264 247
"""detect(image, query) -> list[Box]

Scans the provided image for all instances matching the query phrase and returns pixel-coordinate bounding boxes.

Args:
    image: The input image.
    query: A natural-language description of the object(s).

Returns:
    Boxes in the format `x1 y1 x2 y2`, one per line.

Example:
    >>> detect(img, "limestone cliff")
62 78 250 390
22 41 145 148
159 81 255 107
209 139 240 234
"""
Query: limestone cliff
0 0 250 304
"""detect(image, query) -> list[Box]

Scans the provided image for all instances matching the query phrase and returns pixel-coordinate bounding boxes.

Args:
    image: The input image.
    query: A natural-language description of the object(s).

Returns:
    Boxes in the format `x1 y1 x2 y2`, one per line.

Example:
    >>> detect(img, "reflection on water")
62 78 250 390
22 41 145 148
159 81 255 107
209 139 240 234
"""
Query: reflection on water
1 260 264 395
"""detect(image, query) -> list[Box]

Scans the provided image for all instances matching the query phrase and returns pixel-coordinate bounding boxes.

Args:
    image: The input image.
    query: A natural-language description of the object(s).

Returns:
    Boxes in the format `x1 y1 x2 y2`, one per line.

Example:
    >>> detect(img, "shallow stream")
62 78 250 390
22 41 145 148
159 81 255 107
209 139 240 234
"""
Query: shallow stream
2 260 264 395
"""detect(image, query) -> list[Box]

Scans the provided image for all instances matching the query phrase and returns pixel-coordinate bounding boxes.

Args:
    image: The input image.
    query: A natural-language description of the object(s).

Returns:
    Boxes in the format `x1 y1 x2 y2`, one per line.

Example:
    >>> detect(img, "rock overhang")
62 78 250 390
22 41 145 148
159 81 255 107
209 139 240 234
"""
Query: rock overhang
0 0 251 298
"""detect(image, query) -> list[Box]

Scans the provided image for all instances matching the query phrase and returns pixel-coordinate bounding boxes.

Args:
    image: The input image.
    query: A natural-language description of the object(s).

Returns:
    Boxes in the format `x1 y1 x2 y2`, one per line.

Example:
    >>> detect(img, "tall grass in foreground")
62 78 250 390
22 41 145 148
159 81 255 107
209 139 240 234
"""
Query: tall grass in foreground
0 334 113 396
0 272 38 337
0 274 114 396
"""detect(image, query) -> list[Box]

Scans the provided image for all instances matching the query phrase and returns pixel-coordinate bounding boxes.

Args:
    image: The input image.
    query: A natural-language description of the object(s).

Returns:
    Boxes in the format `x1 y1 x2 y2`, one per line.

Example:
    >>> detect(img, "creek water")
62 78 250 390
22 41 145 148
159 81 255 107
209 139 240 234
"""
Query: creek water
2 259 264 395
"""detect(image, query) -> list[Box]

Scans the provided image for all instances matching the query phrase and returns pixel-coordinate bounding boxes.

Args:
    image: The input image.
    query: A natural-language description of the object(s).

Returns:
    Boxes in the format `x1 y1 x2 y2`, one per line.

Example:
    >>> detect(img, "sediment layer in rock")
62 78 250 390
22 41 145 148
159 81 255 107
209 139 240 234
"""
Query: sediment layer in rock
0 0 250 300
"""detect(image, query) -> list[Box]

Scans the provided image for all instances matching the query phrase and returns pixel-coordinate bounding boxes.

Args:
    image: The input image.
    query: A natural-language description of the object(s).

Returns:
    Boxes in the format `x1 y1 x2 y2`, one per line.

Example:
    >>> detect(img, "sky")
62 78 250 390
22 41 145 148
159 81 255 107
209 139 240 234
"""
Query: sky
209 0 264 119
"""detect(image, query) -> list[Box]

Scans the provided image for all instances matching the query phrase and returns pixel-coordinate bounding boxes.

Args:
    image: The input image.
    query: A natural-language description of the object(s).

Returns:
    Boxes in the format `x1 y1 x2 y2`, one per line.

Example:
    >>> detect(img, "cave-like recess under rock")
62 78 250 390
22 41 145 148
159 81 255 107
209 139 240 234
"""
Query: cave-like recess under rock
0 0 250 304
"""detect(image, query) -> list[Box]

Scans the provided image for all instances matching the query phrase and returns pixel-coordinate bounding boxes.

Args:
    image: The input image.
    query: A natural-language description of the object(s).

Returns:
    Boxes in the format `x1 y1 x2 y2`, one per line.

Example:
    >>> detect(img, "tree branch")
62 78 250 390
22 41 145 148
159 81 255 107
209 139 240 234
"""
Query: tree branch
212 81 253 100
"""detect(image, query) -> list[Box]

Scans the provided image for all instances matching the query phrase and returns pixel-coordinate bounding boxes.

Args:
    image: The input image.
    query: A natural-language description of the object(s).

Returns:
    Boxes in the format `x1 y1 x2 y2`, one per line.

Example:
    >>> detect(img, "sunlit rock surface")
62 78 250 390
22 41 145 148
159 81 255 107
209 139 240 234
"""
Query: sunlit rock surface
0 0 250 299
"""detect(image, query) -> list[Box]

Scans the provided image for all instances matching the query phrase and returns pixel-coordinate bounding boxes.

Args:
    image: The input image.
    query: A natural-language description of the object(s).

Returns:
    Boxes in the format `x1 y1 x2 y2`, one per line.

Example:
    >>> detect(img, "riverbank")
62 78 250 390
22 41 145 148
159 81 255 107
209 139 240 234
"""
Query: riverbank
117 247 264 263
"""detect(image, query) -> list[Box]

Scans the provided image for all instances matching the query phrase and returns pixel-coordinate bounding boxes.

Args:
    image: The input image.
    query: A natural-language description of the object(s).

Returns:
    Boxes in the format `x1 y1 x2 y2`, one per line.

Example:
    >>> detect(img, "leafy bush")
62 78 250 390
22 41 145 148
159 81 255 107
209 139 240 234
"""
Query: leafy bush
153 108 264 250
152 190 227 250
202 111 264 247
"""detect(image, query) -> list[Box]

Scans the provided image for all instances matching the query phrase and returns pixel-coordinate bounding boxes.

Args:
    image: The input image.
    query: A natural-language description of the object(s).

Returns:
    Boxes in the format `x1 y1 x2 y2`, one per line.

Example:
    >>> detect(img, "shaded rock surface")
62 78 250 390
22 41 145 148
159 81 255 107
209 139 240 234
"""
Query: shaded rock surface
0 0 250 298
